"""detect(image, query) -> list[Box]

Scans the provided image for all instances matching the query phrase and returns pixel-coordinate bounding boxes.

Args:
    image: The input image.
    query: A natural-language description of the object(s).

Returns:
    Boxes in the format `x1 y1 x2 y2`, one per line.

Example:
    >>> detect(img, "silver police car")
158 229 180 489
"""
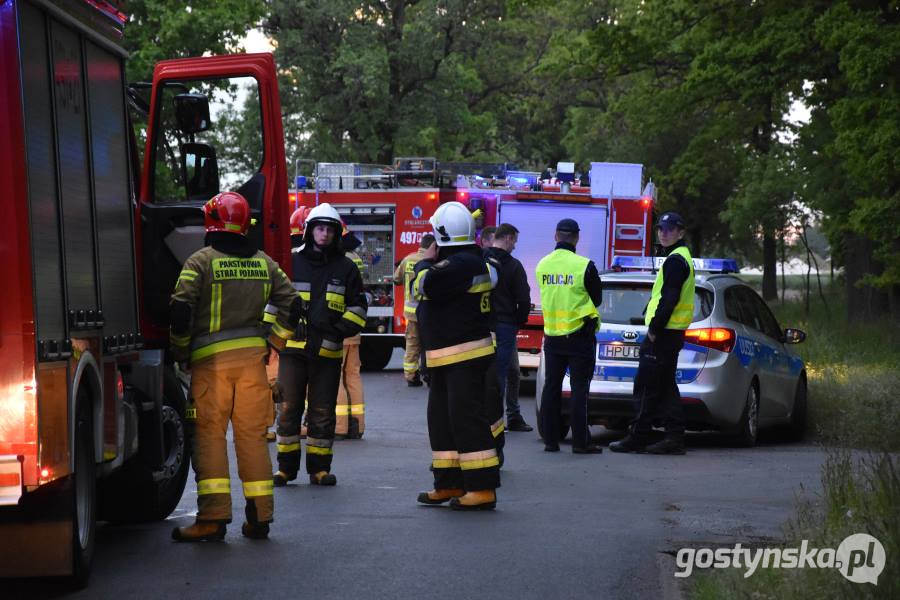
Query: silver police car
535 258 808 446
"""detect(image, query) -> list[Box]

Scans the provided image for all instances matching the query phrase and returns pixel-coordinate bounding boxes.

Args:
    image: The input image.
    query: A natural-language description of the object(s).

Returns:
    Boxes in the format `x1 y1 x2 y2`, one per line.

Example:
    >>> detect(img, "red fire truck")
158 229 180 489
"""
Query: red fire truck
290 158 465 370
1 0 291 583
459 161 654 373
292 159 653 373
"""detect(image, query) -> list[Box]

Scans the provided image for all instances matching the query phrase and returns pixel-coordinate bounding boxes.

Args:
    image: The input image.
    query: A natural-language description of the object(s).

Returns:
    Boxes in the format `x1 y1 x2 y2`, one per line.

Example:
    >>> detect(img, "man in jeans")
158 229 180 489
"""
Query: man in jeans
485 223 533 432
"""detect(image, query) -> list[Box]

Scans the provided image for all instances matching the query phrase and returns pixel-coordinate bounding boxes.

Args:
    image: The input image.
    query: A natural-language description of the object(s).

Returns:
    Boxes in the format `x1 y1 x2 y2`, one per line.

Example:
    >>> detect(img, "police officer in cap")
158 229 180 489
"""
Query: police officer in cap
535 218 604 454
610 211 694 455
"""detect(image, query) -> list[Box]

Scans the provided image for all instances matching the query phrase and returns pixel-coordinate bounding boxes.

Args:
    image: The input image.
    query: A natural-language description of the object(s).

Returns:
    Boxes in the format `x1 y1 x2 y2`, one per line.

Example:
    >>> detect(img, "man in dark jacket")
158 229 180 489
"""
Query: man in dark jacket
273 203 368 486
484 223 533 432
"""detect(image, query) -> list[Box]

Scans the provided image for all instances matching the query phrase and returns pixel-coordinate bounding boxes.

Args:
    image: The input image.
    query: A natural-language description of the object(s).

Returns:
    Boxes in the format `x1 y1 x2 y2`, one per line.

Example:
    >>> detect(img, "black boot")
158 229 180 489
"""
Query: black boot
609 432 652 453
645 434 686 455
408 373 424 387
242 501 270 539
506 415 533 432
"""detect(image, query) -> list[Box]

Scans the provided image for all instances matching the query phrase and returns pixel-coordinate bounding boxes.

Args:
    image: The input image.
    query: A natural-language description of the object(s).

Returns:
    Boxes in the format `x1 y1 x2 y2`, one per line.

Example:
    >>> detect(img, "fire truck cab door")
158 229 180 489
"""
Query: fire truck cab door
139 61 283 332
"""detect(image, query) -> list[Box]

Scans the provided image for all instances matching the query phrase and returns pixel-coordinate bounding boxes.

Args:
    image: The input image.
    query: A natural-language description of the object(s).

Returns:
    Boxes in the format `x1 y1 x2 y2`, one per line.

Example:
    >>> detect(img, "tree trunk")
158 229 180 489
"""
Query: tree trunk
762 230 777 301
844 233 889 322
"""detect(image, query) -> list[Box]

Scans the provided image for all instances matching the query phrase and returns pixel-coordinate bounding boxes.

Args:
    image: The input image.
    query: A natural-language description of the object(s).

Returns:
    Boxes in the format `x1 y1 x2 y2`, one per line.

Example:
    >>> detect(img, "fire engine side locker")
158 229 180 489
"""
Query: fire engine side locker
2 0 174 581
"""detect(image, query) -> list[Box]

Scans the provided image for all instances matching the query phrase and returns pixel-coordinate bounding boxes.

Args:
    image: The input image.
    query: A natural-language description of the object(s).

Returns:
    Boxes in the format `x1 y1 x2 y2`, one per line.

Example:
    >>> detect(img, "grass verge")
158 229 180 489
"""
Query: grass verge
688 279 899 599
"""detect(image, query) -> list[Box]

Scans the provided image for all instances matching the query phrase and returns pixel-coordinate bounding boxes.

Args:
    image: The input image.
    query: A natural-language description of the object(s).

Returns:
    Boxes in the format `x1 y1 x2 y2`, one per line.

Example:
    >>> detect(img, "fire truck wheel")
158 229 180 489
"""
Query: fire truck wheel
360 339 394 371
98 368 190 523
71 389 96 588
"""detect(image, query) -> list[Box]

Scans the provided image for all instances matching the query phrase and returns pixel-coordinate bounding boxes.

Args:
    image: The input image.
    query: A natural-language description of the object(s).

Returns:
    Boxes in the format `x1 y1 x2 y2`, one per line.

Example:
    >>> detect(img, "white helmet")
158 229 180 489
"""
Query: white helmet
430 201 475 246
305 202 342 229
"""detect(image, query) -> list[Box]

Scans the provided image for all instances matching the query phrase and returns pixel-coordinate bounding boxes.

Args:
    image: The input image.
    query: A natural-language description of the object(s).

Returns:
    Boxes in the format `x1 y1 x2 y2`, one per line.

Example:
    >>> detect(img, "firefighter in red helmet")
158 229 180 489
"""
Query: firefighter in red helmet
170 191 302 541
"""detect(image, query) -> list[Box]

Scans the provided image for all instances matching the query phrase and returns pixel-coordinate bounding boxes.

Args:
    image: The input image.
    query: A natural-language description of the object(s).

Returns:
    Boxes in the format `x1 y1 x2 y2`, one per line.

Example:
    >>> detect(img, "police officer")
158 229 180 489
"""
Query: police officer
393 234 435 387
414 202 500 510
170 191 301 541
610 211 694 455
536 218 604 454
274 203 368 486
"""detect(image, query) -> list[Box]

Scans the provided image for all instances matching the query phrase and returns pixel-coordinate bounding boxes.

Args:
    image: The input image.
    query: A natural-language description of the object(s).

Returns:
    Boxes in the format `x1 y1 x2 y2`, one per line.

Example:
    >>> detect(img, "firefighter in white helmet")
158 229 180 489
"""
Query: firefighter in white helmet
413 201 501 510
273 203 368 486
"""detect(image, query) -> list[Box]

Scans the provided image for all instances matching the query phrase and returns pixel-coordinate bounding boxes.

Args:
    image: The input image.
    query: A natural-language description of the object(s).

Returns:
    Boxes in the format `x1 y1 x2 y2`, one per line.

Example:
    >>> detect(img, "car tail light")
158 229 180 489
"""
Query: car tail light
684 327 735 352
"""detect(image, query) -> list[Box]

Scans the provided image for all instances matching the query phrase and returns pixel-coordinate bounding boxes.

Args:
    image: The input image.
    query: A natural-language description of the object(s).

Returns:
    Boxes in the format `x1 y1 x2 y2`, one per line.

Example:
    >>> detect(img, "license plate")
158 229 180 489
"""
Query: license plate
598 343 640 360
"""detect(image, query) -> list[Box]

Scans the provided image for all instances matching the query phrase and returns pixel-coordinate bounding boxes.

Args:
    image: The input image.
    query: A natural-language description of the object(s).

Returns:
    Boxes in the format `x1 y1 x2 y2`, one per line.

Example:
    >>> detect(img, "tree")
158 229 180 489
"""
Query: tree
123 1 268 83
265 0 569 165
804 0 900 319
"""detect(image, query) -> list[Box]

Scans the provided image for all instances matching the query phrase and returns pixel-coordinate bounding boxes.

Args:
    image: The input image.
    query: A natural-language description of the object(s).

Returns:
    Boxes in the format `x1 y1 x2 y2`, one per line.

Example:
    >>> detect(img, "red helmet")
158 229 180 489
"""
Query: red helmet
290 206 313 236
203 192 250 235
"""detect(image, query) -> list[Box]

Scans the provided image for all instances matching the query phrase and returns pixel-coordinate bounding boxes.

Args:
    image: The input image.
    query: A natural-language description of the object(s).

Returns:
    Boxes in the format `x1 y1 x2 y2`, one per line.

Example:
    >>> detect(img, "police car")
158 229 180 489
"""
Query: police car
535 257 808 446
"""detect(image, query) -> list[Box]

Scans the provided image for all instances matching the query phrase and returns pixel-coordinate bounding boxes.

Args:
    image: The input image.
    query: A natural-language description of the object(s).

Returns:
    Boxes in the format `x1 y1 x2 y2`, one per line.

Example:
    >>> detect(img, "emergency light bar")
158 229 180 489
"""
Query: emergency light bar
611 256 739 273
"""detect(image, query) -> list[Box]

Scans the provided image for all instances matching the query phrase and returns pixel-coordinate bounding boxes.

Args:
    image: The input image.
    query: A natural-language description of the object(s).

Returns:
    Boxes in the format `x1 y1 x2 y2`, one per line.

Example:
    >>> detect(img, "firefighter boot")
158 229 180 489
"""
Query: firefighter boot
273 471 297 487
241 500 270 540
171 520 227 542
646 433 686 455
449 490 497 511
416 488 464 505
310 471 337 486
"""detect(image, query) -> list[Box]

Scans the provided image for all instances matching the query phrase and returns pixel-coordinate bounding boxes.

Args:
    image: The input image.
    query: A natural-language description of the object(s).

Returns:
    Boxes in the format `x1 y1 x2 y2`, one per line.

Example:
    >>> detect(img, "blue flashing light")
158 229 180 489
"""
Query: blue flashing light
611 256 739 273
295 175 307 189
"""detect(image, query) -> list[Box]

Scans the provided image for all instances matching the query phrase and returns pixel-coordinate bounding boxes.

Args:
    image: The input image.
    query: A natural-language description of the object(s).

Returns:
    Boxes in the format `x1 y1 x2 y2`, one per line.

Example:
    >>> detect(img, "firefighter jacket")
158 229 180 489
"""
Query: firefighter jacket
412 245 498 368
284 244 368 359
170 246 298 364
344 250 366 345
394 248 427 321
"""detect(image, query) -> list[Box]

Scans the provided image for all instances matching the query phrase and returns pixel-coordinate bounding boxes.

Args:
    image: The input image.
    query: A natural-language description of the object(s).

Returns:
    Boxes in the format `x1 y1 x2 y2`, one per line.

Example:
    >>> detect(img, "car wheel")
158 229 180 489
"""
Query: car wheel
788 375 807 442
735 381 759 447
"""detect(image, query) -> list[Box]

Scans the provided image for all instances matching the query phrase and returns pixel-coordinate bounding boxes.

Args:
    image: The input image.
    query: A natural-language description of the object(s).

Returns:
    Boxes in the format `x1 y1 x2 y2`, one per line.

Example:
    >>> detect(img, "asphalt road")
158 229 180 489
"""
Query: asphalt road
11 349 827 600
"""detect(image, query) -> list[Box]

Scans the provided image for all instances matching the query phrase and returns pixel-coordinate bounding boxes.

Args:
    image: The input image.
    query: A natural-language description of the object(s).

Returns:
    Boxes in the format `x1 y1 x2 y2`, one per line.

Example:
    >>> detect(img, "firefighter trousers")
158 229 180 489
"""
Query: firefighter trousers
484 358 505 453
427 356 500 491
403 320 421 381
336 339 365 437
276 352 342 476
190 347 274 523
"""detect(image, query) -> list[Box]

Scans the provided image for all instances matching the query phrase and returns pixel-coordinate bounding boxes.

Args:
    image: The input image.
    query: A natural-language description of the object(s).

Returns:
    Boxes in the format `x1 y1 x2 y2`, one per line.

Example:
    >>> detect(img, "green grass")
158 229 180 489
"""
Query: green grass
687 281 900 599
765 281 900 452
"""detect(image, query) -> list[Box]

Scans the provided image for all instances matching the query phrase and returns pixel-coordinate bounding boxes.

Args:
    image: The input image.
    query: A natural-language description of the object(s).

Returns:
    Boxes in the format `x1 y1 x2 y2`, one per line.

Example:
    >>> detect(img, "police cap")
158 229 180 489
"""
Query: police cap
556 218 580 233
657 212 686 229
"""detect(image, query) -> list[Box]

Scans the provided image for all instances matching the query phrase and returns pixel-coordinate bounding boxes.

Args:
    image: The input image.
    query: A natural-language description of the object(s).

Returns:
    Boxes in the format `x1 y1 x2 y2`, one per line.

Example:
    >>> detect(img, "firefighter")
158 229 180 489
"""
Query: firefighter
169 191 301 541
393 234 435 387
610 212 694 455
414 202 500 510
263 207 311 443
336 226 367 439
536 218 604 454
274 203 368 486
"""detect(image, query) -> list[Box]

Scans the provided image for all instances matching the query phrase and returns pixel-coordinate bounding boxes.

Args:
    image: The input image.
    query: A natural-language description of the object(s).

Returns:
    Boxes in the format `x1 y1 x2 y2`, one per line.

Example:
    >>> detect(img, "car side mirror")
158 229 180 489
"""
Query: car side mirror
174 93 211 134
783 328 806 344
181 143 219 201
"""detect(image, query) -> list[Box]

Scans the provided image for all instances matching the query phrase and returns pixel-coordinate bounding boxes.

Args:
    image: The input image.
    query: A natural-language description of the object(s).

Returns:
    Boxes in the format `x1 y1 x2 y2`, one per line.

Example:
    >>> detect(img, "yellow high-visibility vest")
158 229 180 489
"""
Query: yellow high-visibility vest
645 245 695 330
536 249 599 336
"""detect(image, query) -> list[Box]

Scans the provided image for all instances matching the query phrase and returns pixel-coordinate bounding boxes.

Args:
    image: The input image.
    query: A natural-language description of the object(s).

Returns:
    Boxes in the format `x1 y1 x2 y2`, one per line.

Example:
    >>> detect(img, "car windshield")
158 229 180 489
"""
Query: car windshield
599 283 713 325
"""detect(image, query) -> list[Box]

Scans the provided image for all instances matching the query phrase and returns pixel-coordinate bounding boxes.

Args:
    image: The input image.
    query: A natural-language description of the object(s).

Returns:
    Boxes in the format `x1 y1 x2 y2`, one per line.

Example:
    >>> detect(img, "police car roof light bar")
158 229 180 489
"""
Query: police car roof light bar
611 256 739 274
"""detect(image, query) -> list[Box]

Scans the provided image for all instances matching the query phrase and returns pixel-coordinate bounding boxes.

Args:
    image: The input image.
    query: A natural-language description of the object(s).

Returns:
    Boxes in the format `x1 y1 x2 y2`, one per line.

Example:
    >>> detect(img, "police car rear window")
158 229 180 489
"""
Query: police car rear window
599 284 713 325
